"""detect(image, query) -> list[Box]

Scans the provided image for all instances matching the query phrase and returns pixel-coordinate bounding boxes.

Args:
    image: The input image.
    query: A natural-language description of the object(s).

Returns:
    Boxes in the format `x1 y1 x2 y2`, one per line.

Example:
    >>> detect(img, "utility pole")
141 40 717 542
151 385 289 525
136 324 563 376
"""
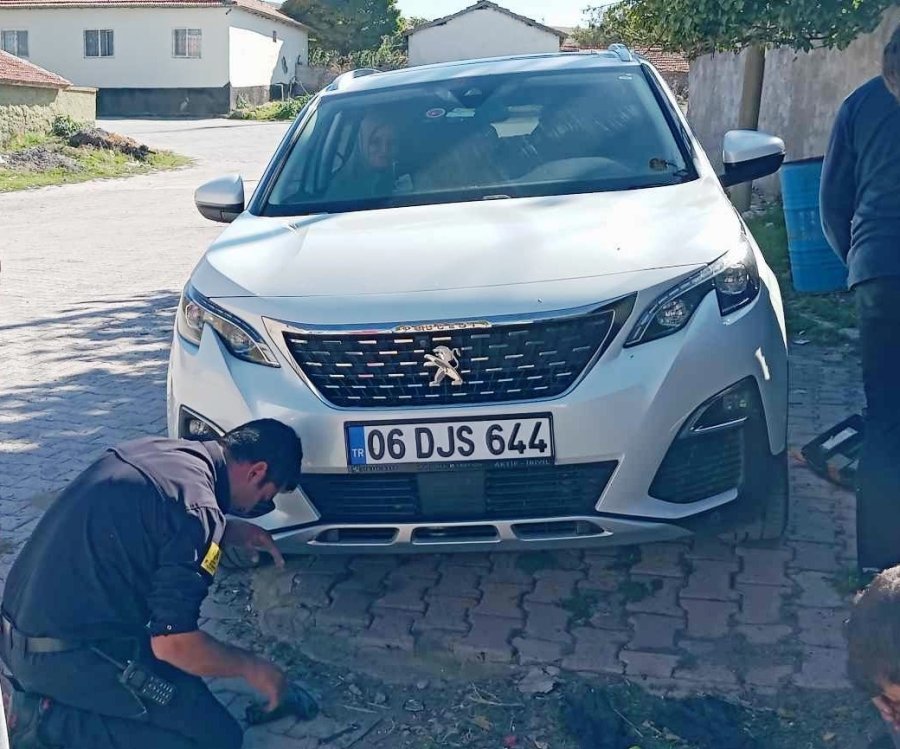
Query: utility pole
732 44 766 212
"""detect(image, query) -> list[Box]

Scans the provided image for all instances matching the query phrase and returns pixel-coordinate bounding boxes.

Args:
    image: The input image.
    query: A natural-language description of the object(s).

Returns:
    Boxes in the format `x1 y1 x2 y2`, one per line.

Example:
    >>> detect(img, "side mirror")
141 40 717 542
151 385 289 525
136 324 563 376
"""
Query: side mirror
195 174 245 223
720 130 785 188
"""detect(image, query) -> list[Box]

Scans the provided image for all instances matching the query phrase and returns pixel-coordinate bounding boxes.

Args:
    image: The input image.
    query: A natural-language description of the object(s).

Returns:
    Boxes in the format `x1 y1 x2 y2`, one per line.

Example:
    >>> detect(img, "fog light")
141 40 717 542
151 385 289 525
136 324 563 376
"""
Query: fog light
688 380 756 434
178 408 222 441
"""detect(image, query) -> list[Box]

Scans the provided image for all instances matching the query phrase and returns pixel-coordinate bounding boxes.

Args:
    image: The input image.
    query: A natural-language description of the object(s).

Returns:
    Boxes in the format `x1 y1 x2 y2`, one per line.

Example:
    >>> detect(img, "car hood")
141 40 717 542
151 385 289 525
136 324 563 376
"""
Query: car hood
197 175 742 301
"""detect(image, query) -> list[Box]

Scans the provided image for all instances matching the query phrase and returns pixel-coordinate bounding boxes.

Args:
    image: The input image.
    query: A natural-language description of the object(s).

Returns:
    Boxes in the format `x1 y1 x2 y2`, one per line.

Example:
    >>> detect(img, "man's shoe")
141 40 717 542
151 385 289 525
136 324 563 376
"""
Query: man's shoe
1 673 55 749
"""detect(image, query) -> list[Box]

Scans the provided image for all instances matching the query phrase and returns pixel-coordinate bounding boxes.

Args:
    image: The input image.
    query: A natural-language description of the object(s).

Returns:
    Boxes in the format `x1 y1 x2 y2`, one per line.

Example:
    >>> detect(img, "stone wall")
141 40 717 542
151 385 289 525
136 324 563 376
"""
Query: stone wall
688 7 900 195
0 85 96 145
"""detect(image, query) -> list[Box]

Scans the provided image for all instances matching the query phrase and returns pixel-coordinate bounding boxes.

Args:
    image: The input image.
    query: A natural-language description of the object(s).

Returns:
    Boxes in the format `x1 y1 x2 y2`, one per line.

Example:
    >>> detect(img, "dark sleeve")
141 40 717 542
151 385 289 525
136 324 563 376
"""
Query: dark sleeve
820 102 856 262
146 509 221 637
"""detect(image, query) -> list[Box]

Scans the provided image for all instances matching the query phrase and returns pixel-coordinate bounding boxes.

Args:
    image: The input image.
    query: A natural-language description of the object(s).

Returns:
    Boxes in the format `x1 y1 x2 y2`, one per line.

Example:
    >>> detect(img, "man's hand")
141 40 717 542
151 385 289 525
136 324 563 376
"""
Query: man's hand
222 519 285 569
874 696 900 731
246 659 289 712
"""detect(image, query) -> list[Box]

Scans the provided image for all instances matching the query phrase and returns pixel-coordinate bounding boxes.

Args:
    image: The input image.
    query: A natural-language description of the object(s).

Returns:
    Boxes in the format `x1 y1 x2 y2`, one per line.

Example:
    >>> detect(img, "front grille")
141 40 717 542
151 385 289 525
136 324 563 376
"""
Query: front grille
282 297 634 408
299 462 618 523
650 429 744 504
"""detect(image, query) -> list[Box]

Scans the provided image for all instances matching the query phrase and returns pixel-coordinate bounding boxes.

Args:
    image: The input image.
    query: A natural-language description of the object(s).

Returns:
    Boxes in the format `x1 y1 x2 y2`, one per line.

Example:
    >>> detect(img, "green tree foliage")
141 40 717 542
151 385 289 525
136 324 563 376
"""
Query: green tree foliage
583 0 894 56
280 0 401 55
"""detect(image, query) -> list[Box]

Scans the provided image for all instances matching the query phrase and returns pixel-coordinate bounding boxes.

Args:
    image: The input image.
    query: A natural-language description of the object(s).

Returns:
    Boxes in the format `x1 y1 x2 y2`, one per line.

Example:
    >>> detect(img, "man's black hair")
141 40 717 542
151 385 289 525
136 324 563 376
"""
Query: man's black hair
847 566 900 696
220 419 303 491
885 24 900 101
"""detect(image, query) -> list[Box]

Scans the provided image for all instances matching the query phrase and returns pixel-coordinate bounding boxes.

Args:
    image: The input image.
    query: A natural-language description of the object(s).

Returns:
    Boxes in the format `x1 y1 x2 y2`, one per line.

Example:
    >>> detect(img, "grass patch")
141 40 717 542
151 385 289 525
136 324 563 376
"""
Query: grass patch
0 135 190 192
561 590 603 625
618 577 663 604
746 206 857 343
229 94 314 121
830 564 874 597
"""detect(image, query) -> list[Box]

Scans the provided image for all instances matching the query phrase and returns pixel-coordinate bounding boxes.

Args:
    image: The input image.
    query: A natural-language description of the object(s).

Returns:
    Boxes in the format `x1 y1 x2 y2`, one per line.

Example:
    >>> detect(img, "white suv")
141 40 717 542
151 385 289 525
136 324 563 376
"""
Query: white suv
169 48 789 554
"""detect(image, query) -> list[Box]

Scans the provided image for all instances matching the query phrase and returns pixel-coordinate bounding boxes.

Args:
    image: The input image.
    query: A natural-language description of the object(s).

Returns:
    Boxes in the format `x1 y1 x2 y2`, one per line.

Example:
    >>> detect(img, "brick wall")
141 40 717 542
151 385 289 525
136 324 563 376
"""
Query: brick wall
0 85 96 145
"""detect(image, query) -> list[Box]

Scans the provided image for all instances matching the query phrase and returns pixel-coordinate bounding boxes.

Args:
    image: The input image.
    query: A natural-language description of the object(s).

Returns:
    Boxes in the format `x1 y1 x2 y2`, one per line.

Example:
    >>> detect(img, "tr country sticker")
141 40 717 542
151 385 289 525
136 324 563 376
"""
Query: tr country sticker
201 542 221 576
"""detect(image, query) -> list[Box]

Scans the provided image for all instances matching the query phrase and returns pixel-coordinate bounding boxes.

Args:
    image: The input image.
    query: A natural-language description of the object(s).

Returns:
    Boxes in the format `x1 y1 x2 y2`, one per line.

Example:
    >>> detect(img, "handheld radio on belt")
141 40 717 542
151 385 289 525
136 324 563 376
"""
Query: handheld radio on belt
90 647 176 707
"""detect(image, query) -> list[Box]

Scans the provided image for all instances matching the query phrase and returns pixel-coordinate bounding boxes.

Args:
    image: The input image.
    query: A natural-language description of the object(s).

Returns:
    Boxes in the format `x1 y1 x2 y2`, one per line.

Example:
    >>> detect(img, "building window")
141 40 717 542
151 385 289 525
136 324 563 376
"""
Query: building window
84 29 114 57
1 30 28 58
173 28 201 59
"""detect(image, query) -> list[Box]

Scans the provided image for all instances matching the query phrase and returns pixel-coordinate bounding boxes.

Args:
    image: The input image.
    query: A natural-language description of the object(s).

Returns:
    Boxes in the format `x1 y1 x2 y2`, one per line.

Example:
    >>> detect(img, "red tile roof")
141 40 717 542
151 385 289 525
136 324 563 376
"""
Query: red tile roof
634 47 689 74
0 48 70 88
0 0 310 32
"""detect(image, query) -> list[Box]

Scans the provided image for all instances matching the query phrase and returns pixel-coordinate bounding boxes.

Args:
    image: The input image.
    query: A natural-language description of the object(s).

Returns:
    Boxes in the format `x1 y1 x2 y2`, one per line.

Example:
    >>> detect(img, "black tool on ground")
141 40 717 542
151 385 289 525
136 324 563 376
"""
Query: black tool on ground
89 646 176 707
800 414 865 490
245 682 319 725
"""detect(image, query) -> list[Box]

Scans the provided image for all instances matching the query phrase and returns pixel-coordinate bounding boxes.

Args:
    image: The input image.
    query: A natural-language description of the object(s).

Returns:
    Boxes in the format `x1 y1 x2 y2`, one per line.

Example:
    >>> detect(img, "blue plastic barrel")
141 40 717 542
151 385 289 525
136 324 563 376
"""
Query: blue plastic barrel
779 157 849 293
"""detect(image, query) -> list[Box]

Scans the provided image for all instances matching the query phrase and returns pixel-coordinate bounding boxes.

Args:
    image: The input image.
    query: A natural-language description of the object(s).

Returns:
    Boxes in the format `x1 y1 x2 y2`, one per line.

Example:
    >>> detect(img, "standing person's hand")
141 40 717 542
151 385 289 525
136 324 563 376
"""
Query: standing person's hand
222 518 285 569
246 659 289 712
874 695 900 731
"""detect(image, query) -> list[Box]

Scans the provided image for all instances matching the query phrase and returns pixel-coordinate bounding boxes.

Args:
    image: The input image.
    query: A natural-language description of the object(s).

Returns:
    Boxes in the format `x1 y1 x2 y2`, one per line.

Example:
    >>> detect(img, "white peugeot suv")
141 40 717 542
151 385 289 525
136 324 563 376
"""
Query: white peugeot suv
169 48 789 555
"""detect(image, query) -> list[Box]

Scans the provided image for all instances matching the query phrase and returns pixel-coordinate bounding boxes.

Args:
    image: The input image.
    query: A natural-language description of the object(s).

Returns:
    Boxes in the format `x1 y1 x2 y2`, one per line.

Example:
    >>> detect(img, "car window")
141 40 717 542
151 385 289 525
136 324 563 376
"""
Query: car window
263 67 695 216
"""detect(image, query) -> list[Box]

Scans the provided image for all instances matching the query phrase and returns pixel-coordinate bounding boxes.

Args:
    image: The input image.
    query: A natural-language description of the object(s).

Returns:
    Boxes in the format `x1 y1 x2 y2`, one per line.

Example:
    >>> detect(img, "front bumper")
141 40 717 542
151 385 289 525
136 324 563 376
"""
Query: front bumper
167 280 788 554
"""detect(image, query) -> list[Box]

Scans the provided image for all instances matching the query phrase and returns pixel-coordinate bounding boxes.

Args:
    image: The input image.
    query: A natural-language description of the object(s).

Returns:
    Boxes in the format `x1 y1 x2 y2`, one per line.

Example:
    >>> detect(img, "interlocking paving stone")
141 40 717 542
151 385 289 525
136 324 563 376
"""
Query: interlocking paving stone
630 542 688 579
452 615 518 663
736 624 794 645
629 613 683 650
743 665 796 689
620 651 682 679
673 663 739 687
359 613 417 652
371 577 430 614
686 536 738 562
625 576 683 617
788 541 841 573
414 595 476 634
513 637 569 665
794 645 852 690
522 602 573 644
291 572 336 609
430 564 483 598
735 547 793 587
527 570 584 605
791 571 847 609
797 607 849 649
736 584 790 624
471 582 527 620
681 559 739 601
681 599 738 639
561 627 629 675
314 589 373 630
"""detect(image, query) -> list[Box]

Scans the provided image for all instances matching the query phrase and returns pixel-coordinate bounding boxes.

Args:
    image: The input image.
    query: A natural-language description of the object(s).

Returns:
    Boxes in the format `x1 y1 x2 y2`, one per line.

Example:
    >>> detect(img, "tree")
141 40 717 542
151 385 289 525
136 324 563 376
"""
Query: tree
584 0 894 207
281 0 401 55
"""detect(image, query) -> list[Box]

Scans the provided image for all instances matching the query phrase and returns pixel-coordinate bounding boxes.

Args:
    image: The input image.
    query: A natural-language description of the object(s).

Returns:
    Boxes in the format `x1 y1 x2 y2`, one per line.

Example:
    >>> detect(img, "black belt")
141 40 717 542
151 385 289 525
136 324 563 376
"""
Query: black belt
1 616 83 655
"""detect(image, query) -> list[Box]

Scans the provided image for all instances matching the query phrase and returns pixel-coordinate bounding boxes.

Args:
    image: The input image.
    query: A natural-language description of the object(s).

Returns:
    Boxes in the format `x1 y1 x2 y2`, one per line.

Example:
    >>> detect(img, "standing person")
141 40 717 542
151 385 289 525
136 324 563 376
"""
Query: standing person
821 24 900 573
0 420 304 749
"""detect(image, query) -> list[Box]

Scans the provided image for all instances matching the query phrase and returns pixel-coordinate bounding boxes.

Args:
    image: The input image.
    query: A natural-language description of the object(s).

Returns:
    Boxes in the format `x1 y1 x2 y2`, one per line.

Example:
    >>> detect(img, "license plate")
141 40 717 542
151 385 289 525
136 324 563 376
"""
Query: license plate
346 416 554 469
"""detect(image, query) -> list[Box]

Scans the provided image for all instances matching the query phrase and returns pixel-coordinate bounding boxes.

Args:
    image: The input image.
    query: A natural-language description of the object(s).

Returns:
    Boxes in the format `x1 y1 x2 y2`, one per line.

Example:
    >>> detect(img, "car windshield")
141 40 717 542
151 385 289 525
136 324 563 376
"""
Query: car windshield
262 66 696 216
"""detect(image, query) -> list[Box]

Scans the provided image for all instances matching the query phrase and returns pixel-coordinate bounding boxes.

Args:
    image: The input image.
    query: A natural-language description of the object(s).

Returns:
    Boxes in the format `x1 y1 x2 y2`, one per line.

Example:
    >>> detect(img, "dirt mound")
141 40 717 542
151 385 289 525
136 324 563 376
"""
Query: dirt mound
0 146 82 173
68 128 153 161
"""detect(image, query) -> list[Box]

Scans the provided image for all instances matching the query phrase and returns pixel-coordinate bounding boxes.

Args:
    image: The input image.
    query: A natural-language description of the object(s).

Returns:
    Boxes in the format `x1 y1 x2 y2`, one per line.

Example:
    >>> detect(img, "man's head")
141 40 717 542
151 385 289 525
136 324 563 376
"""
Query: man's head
847 566 900 702
219 419 303 514
885 24 900 102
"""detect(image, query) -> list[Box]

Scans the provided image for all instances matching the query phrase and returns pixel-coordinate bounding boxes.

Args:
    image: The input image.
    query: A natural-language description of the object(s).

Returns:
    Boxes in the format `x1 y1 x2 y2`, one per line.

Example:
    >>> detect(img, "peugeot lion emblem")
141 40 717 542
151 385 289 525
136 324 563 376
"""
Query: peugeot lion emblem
424 346 464 387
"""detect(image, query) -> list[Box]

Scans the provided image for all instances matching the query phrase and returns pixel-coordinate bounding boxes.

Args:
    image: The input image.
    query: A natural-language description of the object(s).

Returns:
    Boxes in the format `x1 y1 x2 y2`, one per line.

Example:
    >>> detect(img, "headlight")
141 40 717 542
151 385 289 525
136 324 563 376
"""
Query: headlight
177 284 279 367
625 240 760 347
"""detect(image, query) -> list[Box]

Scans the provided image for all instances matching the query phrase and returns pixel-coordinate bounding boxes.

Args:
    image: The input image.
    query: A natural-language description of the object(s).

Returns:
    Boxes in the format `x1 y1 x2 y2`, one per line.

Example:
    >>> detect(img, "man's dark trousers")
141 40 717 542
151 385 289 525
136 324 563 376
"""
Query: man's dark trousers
1 637 242 749
856 276 900 571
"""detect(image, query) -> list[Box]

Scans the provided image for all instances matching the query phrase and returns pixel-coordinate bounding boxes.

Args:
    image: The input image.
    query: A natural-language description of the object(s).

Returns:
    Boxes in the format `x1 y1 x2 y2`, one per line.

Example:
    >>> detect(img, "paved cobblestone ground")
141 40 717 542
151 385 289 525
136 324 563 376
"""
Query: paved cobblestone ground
0 121 869 746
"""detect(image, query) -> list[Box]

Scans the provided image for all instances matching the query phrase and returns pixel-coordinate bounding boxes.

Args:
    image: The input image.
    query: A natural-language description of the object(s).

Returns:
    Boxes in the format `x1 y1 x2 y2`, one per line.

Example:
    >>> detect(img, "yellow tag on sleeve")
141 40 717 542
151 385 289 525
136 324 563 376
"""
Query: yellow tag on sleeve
201 542 221 576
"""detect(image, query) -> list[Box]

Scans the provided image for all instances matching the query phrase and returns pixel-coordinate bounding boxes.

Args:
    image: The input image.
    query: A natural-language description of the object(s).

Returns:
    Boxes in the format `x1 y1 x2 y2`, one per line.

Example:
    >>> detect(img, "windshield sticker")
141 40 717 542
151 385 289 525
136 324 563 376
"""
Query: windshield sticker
618 74 634 80
426 108 446 119
447 108 476 119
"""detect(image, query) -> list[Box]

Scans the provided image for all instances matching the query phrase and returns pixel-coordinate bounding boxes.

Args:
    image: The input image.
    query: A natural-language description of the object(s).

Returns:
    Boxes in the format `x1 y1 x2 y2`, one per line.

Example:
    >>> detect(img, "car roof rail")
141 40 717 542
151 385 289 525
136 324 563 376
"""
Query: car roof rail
607 44 635 62
325 68 380 92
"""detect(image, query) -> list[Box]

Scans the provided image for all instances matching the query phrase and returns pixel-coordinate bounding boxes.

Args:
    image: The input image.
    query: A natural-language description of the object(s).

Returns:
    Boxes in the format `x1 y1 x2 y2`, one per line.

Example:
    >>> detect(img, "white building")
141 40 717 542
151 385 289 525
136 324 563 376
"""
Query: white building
0 0 309 116
404 1 567 68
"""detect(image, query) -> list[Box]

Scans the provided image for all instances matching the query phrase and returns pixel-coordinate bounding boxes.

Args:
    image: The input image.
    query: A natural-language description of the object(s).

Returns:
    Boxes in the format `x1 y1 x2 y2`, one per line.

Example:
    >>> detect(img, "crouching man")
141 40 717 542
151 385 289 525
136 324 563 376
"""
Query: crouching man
847 566 900 748
0 420 302 749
